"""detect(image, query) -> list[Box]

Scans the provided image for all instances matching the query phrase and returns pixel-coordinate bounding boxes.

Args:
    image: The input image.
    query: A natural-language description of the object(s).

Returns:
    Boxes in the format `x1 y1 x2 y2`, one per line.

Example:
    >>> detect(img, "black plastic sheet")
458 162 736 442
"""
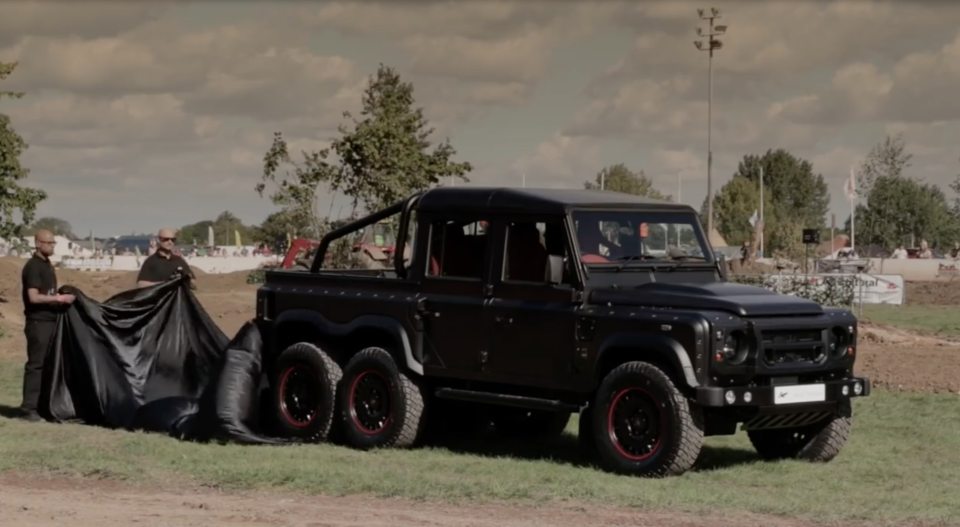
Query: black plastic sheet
38 278 280 444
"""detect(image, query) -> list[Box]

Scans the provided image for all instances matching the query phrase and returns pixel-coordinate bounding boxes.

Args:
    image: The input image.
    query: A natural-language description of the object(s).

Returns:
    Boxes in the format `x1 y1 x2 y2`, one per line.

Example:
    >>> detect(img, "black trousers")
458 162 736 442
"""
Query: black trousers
22 319 56 412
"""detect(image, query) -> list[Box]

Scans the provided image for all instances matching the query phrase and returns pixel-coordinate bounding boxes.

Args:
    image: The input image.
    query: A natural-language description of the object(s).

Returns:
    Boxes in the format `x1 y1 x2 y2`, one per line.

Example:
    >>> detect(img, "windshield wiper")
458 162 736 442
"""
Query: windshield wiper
613 254 656 272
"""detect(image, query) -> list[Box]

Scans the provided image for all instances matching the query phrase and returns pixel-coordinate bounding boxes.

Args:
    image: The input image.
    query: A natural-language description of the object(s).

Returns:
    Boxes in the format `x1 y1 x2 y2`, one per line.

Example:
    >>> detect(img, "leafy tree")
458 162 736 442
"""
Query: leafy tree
949 157 960 218
584 164 670 200
178 211 258 246
27 217 75 238
329 65 471 212
260 64 472 232
712 149 828 257
1 62 46 242
257 132 334 240
256 209 308 244
853 175 958 252
856 134 912 196
711 175 762 247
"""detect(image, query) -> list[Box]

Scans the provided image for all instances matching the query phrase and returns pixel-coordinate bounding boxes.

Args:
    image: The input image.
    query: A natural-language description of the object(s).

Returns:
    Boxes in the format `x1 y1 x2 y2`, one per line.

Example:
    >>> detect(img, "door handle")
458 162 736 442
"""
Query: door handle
415 298 439 318
494 315 515 326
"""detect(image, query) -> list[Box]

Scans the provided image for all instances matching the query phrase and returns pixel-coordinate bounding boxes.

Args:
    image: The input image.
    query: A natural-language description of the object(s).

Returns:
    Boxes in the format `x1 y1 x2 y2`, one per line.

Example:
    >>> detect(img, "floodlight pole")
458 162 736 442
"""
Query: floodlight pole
695 8 726 238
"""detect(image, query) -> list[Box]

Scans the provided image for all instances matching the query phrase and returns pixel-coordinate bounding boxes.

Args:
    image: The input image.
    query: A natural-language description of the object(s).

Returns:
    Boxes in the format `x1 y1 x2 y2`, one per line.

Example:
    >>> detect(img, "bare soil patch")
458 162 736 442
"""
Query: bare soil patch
0 472 906 527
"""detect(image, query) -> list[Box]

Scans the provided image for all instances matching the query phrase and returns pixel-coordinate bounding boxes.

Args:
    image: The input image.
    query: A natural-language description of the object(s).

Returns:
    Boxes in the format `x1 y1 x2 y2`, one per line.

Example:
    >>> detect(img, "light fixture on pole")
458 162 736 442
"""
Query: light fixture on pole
694 7 727 239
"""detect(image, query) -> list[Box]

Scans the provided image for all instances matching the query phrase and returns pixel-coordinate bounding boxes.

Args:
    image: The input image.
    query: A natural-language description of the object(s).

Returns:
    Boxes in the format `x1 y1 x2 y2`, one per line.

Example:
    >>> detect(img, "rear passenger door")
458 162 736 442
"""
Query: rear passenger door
418 215 493 380
486 218 580 389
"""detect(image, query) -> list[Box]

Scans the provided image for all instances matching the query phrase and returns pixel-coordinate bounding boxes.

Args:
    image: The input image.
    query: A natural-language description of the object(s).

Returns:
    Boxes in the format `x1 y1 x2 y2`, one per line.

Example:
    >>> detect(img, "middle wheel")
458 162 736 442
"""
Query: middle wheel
339 347 426 449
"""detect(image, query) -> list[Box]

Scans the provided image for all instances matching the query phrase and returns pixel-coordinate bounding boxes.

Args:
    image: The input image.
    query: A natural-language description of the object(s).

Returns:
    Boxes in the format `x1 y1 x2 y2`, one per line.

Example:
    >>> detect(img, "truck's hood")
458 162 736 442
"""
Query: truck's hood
590 282 823 317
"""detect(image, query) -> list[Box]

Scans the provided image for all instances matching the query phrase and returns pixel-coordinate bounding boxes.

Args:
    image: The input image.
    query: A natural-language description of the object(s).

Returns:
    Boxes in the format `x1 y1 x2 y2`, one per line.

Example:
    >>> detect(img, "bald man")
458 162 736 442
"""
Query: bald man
137 228 195 288
21 229 75 421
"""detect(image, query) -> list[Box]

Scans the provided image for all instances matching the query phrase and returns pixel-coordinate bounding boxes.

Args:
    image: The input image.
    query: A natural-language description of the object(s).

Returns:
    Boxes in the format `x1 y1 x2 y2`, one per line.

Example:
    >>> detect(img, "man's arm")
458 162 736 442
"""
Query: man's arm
137 257 161 288
27 288 75 305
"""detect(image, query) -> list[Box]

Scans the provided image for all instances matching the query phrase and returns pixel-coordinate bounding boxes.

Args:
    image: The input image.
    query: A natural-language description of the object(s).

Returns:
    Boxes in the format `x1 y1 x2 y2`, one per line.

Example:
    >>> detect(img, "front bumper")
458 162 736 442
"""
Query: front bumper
696 377 870 408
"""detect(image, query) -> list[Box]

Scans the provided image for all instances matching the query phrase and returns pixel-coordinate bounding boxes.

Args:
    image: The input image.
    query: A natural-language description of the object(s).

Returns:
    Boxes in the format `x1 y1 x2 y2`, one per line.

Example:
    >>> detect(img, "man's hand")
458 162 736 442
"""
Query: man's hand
57 293 76 305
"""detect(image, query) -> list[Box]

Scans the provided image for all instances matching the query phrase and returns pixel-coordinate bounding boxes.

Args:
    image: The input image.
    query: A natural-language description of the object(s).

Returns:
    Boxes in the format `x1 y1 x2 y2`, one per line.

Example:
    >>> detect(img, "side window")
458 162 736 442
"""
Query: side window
426 218 488 280
504 220 571 285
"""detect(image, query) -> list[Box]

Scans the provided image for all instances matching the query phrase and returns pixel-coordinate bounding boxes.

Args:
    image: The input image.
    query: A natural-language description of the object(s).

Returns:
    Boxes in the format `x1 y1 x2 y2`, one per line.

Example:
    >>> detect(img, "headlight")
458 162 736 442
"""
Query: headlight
714 330 749 364
831 326 855 357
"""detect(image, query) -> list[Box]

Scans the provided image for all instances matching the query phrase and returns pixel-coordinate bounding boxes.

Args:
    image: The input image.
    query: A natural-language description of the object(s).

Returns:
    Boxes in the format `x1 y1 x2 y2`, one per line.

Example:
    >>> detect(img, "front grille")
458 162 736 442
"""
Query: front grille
761 329 826 366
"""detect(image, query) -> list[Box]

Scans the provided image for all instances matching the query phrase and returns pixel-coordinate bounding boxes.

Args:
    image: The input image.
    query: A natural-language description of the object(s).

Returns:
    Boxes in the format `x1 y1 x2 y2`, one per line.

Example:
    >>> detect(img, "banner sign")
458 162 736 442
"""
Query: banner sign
764 273 904 305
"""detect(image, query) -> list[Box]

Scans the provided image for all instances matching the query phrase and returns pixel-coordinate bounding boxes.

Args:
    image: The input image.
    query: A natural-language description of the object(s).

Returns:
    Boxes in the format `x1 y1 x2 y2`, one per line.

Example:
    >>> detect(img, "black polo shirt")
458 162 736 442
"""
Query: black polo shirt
22 253 59 321
137 252 195 284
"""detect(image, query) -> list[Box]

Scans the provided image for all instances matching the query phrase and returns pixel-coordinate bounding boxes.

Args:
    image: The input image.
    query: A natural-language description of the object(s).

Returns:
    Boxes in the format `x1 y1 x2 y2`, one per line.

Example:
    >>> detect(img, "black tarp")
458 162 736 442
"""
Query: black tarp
38 278 281 444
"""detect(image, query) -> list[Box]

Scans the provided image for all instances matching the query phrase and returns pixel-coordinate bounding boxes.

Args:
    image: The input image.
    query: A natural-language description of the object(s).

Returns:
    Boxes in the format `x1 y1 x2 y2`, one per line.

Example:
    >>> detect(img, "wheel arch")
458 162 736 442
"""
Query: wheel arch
595 333 699 391
271 309 422 375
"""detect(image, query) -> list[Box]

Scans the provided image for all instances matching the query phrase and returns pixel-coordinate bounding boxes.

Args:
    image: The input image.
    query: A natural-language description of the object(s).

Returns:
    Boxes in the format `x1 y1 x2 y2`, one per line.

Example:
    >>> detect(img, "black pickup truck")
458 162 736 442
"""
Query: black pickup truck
255 187 869 477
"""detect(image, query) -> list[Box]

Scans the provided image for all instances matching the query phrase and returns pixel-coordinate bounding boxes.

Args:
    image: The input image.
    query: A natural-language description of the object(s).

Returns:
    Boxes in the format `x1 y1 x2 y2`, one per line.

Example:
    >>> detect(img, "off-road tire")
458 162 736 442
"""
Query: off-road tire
591 362 703 477
339 347 425 449
748 415 852 462
271 343 342 442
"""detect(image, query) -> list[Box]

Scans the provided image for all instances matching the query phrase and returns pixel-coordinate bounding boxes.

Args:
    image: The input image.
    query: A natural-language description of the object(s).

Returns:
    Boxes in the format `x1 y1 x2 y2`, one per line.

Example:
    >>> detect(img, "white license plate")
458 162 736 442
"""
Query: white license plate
773 384 825 405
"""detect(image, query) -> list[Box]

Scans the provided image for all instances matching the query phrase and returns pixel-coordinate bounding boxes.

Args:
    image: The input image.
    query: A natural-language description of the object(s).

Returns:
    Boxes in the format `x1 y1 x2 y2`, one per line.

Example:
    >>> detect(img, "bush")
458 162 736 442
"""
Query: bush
732 273 856 307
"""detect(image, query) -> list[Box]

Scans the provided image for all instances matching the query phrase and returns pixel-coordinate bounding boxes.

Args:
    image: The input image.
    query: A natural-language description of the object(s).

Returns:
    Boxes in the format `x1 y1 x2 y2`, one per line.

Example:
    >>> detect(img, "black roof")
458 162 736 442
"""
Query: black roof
416 187 692 215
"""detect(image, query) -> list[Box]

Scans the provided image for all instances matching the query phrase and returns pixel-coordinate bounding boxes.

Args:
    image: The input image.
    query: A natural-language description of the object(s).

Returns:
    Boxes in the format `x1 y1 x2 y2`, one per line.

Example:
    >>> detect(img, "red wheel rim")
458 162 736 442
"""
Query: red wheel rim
349 370 392 435
279 365 318 429
606 387 664 461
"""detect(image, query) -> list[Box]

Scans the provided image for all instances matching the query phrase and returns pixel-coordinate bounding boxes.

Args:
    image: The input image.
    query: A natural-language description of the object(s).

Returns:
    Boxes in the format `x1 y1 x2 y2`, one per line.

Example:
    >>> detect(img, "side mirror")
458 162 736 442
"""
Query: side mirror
546 255 565 284
716 254 729 281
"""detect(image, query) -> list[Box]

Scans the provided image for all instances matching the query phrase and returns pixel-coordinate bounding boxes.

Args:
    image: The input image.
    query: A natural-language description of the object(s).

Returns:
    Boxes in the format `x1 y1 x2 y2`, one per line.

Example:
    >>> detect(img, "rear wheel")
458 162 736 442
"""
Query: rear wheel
339 347 426 449
591 362 703 477
748 416 852 462
271 343 342 442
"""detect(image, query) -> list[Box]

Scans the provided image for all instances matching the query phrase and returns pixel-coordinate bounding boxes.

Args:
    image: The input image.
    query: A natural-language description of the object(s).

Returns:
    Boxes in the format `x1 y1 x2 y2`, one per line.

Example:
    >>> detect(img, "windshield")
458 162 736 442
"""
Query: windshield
572 210 711 265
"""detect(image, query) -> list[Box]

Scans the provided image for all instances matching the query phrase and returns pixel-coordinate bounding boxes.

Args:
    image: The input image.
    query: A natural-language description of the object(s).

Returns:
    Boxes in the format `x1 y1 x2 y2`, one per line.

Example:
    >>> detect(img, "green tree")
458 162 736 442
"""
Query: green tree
329 64 471 212
1 61 46 242
255 209 309 245
178 211 258 246
27 217 75 238
854 176 958 251
259 64 472 229
584 164 670 200
949 157 960 218
712 149 828 256
856 134 912 196
257 132 334 239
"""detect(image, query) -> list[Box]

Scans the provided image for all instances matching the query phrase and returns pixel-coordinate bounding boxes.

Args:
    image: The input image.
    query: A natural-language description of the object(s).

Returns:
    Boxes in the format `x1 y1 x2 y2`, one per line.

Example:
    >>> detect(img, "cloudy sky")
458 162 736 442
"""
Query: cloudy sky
2 1 959 236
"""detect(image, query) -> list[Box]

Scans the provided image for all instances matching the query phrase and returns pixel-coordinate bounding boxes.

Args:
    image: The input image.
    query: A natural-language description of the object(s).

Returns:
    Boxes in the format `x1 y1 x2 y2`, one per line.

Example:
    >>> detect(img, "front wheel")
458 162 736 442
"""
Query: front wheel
591 362 703 477
748 416 852 462
339 347 426 449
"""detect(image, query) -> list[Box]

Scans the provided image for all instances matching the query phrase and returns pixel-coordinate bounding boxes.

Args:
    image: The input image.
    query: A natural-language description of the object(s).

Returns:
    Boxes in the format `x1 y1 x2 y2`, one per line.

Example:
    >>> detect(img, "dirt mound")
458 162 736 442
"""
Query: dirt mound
859 321 959 347
905 280 960 305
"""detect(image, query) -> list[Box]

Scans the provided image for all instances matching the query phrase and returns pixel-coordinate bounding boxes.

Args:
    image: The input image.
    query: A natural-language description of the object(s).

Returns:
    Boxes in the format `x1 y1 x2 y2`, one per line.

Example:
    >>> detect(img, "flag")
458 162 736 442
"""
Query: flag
845 168 857 201
748 209 759 227
235 229 242 247
207 225 215 248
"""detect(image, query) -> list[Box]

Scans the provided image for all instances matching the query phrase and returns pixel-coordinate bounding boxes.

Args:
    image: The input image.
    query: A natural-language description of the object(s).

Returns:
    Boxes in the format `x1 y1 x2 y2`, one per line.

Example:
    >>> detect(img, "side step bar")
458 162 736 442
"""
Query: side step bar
434 388 581 412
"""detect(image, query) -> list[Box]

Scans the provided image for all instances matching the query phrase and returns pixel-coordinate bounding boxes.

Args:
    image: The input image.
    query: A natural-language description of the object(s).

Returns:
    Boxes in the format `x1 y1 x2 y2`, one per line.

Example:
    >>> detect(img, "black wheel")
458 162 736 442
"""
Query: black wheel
591 362 703 477
339 347 425 449
271 343 342 442
488 407 571 439
748 416 852 461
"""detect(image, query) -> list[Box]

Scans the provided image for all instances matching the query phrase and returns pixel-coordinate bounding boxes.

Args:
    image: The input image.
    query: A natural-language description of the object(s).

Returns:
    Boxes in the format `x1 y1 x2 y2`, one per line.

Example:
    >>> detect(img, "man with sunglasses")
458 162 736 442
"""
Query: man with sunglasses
20 229 75 421
137 228 195 288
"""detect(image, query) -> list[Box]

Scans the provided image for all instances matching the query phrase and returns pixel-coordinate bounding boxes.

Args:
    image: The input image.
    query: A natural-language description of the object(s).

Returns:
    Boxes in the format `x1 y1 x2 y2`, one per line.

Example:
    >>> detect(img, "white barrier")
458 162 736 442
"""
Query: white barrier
60 255 277 274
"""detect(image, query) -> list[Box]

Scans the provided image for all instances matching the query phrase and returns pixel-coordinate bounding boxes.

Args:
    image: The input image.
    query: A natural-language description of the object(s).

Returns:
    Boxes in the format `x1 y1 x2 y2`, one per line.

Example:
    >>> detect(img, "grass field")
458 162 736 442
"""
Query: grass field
862 304 960 339
0 359 957 525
